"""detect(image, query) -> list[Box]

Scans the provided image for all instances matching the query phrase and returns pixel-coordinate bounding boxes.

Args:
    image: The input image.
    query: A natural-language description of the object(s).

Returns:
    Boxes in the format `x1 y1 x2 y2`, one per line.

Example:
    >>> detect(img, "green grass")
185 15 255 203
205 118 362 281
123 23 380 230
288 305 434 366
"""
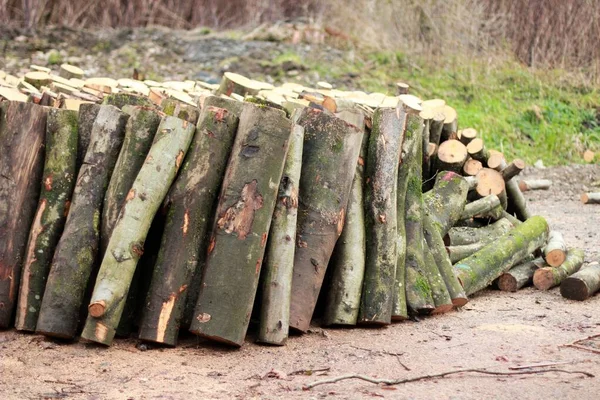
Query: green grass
295 50 600 165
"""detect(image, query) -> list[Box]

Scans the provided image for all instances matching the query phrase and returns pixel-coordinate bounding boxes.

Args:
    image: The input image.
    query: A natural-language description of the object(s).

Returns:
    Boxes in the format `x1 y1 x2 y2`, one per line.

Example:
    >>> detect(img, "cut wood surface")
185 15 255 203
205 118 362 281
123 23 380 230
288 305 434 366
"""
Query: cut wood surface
458 128 477 145
560 263 600 301
462 158 483 176
533 248 585 291
434 139 468 174
497 257 544 292
15 109 78 332
466 138 490 164
424 171 469 236
543 230 567 267
0 102 48 328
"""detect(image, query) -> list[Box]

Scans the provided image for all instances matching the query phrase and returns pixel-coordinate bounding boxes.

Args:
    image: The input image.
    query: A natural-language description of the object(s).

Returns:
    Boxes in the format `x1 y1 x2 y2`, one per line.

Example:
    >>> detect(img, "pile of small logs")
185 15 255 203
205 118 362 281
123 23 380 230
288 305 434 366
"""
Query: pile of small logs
0 67 598 349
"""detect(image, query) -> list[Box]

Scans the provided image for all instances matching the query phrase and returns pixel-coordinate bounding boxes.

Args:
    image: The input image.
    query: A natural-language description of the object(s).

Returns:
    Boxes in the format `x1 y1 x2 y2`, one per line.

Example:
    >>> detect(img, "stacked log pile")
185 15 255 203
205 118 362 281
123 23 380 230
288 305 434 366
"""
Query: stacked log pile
0 67 598 349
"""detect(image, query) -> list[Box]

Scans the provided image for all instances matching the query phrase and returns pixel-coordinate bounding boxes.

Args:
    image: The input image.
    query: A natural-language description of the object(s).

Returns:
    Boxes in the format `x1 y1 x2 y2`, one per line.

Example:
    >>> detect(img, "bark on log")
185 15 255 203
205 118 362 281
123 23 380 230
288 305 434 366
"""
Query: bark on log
76 104 101 171
446 218 514 246
423 242 453 314
440 106 457 142
161 98 200 124
454 215 549 296
428 112 445 148
447 242 487 264
81 116 195 346
138 100 241 347
324 112 368 326
36 105 128 339
0 102 47 328
189 103 291 346
359 107 405 325
288 108 364 333
533 249 585 291
543 230 567 267
102 93 154 110
497 257 544 292
489 157 530 221
458 128 477 146
101 106 162 256
581 193 600 204
560 263 600 301
466 138 490 165
518 179 552 192
216 72 272 97
15 109 78 332
258 112 304 344
423 171 469 236
501 159 525 181
460 195 501 220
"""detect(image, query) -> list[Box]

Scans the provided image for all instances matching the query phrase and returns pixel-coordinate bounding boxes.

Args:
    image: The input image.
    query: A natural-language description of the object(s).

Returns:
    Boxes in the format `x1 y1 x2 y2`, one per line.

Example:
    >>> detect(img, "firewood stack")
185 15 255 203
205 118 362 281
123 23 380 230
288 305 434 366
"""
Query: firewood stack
0 67 597 349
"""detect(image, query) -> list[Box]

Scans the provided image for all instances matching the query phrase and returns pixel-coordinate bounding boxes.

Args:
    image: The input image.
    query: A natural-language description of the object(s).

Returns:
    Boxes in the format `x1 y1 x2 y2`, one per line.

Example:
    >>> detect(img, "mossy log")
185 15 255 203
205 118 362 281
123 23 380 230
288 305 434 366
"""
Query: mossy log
454 215 549 296
423 242 453 314
138 100 241 347
0 102 48 328
288 108 364 333
189 103 291 346
543 230 567 267
258 112 304 345
359 107 405 325
36 105 128 339
15 109 78 332
76 104 101 171
161 98 200 124
460 195 501 220
447 242 488 264
323 113 367 326
446 218 514 246
81 116 195 346
423 215 468 306
560 263 600 301
497 257 544 292
102 92 154 110
533 248 585 291
101 106 162 256
423 171 469 236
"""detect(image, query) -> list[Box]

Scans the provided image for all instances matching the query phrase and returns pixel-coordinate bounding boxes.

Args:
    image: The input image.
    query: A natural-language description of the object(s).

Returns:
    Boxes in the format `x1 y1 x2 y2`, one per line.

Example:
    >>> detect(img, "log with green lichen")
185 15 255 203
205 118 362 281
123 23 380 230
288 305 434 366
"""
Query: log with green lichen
560 263 600 301
454 215 549 296
423 240 453 314
446 218 515 246
161 98 200 124
323 111 368 327
0 102 48 328
460 195 501 220
138 100 241 347
81 116 196 346
288 108 365 333
102 92 154 110
258 112 304 345
15 109 78 332
533 248 585 291
423 171 469 236
101 106 162 256
447 242 488 264
189 103 291 346
359 107 405 325
497 257 544 292
36 105 129 339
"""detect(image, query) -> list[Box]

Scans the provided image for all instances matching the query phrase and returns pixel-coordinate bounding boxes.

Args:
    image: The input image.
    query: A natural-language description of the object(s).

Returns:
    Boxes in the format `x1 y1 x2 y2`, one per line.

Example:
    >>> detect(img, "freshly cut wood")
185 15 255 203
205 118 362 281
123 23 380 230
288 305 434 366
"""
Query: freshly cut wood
258 113 304 345
102 92 154 110
518 179 552 192
474 168 506 199
81 116 195 346
434 139 468 173
216 72 273 97
423 243 453 314
424 171 470 236
15 109 78 332
161 98 200 124
76 104 101 170
501 159 526 181
289 107 364 333
446 218 514 246
454 215 549 296
85 77 118 93
139 99 242 347
421 99 445 110
560 263 600 301
447 242 487 264
486 153 505 171
324 111 367 326
0 87 28 102
458 128 477 145
489 156 530 221
0 102 48 328
466 138 490 164
583 150 595 163
189 103 291 346
581 193 600 204
533 248 585 290
359 107 405 325
396 82 410 95
428 112 445 147
101 106 162 255
24 71 51 89
462 158 483 176
460 195 501 220
36 105 128 339
543 230 567 267
497 258 544 292
59 64 84 80
440 105 457 141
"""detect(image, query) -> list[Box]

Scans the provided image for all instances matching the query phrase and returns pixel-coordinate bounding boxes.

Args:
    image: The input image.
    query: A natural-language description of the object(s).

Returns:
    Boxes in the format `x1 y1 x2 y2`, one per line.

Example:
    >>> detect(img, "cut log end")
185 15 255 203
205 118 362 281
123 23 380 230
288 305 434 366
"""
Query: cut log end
560 279 590 301
88 300 107 318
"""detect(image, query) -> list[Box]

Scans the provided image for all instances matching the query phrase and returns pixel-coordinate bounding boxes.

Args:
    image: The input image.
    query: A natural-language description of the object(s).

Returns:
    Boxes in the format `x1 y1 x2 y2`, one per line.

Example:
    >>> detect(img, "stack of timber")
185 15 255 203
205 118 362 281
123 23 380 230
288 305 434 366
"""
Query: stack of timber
0 66 597 350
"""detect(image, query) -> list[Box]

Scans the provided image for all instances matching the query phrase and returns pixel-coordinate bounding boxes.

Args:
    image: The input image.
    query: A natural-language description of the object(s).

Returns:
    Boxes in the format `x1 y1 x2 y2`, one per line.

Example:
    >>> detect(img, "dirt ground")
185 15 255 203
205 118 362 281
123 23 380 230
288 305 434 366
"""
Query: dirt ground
0 165 599 399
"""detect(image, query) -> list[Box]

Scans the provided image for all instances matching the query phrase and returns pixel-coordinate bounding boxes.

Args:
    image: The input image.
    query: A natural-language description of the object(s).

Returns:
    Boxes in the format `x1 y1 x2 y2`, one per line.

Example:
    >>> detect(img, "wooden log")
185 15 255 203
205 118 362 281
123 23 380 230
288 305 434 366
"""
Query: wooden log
138 100 241 347
466 138 489 165
36 105 128 339
446 218 514 246
423 171 470 236
454 215 549 296
359 107 405 325
161 98 200 124
0 102 48 328
323 110 367 326
423 241 453 314
501 210 523 226
216 72 273 97
258 112 304 344
543 230 567 267
59 64 84 80
581 193 600 204
288 108 364 333
76 104 101 171
14 109 78 332
560 263 600 301
497 257 544 292
440 105 457 141
396 82 410 95
501 159 525 181
434 139 468 174
24 71 51 89
460 195 501 220
583 150 595 163
447 242 487 264
188 103 291 346
533 249 585 290
462 158 483 176
458 128 477 146
489 156 530 221
102 92 154 110
474 168 506 200
428 112 445 147
519 179 552 192
420 109 433 180
101 106 162 256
